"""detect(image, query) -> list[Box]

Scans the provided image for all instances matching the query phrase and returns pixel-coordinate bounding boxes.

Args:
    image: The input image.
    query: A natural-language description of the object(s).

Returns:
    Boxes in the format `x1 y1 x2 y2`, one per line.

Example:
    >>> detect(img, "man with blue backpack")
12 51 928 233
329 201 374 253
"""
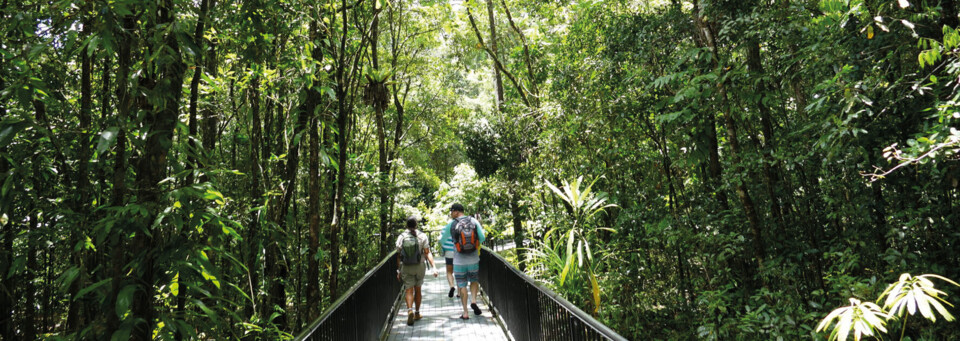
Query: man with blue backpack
395 216 438 326
440 203 485 319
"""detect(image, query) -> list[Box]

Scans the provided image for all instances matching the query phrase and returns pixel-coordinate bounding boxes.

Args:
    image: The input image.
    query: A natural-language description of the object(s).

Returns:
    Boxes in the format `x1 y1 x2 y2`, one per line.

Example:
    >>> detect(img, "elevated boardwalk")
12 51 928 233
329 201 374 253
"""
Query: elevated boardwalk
385 262 509 340
294 242 626 341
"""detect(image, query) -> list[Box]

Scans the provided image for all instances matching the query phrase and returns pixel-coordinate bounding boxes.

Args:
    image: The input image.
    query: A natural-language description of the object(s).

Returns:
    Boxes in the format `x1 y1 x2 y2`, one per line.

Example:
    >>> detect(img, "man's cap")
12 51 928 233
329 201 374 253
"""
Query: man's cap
450 203 464 212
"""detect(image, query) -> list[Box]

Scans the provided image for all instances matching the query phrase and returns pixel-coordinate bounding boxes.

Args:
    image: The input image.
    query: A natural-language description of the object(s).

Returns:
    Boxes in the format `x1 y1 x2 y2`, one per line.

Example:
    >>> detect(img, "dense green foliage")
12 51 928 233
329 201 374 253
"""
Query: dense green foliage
1 0 959 340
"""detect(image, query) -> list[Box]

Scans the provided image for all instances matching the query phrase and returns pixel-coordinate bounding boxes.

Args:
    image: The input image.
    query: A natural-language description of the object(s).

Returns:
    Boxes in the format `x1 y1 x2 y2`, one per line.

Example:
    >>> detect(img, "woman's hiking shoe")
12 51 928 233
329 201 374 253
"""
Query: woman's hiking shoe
415 312 422 320
471 303 482 315
448 287 455 298
407 310 415 326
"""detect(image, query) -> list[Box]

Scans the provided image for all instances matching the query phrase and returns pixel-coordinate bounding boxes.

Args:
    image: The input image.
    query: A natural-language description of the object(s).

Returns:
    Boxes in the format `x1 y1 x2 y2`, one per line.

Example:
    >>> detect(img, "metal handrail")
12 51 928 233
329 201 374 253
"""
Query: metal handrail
479 248 628 341
295 250 400 341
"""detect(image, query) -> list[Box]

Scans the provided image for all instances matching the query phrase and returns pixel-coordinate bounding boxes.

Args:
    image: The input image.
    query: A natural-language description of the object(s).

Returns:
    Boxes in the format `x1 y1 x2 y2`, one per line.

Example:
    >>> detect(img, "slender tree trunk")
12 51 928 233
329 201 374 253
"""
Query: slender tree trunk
498 0 538 103
173 2 210 337
375 105 390 257
386 85 405 233
327 0 356 299
486 0 504 108
745 42 786 227
44 246 53 332
78 15 93 211
0 27 12 340
0 222 12 341
201 0 219 159
509 191 525 271
23 211 38 341
67 14 96 332
305 17 326 321
247 72 264 319
865 152 889 248
131 1 186 338
106 12 135 333
264 71 315 331
186 0 210 187
329 80 348 298
693 1 765 280
688 10 728 213
98 54 112 197
307 108 322 321
370 0 392 258
323 114 337 298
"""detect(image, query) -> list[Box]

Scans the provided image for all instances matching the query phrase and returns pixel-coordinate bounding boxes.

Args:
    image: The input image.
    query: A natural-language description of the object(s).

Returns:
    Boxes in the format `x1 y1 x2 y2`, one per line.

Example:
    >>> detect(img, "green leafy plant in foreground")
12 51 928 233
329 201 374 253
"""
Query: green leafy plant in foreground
542 176 617 314
817 273 960 341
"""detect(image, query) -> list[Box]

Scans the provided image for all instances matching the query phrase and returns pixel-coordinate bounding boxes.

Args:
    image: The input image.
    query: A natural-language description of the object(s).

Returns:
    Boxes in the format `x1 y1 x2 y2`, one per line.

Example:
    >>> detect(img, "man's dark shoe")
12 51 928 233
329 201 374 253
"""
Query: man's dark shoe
448 287 456 298
471 303 482 315
407 310 415 326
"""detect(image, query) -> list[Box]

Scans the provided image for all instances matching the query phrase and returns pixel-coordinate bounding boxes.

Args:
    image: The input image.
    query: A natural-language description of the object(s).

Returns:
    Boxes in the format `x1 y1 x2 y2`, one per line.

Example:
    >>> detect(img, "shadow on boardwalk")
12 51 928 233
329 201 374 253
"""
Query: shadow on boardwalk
385 257 510 341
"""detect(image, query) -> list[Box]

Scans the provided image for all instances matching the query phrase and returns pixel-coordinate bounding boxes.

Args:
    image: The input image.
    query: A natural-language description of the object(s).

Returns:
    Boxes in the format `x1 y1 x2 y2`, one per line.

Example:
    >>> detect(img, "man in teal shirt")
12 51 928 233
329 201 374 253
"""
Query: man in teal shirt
442 203 485 319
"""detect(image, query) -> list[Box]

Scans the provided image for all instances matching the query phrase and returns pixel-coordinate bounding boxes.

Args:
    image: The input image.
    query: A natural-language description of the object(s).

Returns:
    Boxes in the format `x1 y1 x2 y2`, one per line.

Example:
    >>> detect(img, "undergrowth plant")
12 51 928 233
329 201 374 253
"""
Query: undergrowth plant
817 273 960 341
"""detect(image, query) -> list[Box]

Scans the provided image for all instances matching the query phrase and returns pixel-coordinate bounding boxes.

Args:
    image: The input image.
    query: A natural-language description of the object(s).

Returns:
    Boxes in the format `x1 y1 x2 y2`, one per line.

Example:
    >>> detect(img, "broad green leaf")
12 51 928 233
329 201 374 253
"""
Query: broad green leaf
75 278 111 301
589 271 600 314
116 285 137 319
7 255 25 279
111 326 131 341
58 266 80 293
191 298 220 323
170 272 180 297
0 119 30 149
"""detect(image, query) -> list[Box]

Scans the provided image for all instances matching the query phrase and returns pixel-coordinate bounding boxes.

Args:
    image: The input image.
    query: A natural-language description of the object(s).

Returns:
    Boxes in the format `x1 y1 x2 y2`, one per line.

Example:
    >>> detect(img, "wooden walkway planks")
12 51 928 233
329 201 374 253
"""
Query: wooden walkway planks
385 259 510 341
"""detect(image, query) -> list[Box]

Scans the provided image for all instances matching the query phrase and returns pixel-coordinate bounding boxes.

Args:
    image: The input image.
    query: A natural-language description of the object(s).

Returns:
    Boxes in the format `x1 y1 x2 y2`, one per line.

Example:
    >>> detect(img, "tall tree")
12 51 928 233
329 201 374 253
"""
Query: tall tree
130 0 188 338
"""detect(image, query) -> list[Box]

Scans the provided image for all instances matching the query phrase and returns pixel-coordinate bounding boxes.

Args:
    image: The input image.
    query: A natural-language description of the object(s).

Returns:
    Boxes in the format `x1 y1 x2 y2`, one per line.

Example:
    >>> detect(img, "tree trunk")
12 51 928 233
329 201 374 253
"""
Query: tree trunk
247 72 264 319
67 14 95 332
323 114 337 297
98 53 112 196
486 0 504 108
24 212 38 341
865 152 889 247
329 80 348 298
0 222 12 341
173 1 210 336
186 0 210 187
328 0 358 299
0 28 12 340
693 1 765 280
201 0 219 159
376 106 390 258
509 192 525 271
78 15 93 212
106 12 136 334
307 108 322 321
745 42 785 227
371 0 392 258
131 1 187 338
305 16 326 321
688 6 728 213
263 72 315 332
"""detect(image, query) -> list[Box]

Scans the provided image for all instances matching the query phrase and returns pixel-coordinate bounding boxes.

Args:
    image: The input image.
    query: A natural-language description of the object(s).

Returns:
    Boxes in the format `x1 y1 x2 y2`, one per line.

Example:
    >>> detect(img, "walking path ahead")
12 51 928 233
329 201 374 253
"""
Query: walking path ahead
385 259 510 341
